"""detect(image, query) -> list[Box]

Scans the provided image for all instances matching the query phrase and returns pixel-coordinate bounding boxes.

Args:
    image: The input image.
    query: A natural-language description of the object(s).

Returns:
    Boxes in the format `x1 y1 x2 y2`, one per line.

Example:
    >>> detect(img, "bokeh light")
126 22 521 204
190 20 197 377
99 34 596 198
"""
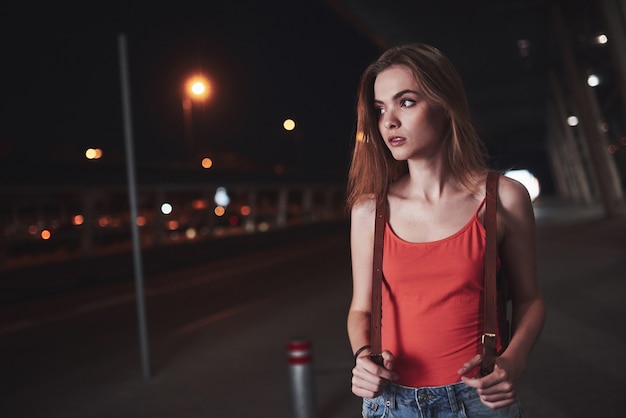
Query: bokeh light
161 203 173 215
85 148 103 160
567 116 579 127
214 187 230 207
283 119 296 131
186 228 197 239
201 157 213 169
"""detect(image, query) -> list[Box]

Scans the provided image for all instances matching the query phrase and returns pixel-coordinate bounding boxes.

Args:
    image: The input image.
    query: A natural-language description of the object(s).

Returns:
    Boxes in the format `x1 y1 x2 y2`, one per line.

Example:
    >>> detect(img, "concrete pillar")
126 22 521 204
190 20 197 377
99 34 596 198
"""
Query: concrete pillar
546 130 573 199
586 79 625 200
546 112 574 199
549 71 594 204
553 4 623 218
600 0 626 122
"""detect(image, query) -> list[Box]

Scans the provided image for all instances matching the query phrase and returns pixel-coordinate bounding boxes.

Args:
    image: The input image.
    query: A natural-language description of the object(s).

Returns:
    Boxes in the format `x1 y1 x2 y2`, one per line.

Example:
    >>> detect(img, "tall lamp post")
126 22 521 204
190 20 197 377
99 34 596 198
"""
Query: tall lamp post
182 74 211 160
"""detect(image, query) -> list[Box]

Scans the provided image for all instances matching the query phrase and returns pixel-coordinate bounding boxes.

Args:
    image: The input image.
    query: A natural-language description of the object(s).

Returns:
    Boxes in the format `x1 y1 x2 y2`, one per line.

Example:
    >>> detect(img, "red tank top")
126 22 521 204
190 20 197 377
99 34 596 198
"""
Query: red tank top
382 199 487 387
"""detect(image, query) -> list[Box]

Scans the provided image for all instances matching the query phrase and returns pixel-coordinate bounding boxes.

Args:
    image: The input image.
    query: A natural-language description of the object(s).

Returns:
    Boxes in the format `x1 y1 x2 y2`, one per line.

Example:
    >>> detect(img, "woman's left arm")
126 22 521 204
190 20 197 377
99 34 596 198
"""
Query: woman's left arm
461 176 546 409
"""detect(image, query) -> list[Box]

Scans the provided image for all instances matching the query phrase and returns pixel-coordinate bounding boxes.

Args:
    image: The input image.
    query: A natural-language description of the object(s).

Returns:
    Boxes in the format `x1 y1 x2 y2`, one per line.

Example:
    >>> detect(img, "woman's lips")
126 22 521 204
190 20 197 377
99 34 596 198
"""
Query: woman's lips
388 136 406 146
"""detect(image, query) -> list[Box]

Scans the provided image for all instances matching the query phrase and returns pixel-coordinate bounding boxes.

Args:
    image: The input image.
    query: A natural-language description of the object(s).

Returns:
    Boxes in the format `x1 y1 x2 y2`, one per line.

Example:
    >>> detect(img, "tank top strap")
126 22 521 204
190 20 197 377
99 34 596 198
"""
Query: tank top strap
475 196 487 216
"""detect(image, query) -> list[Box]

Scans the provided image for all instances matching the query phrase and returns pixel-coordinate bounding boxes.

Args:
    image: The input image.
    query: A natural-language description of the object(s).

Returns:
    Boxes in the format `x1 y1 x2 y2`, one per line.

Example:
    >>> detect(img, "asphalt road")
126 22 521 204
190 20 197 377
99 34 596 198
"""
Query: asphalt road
1 222 362 417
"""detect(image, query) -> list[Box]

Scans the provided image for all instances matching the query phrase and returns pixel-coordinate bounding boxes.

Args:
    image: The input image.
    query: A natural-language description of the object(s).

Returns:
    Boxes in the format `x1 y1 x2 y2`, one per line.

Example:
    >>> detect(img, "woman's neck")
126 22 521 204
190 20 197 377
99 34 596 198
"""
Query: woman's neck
400 158 458 202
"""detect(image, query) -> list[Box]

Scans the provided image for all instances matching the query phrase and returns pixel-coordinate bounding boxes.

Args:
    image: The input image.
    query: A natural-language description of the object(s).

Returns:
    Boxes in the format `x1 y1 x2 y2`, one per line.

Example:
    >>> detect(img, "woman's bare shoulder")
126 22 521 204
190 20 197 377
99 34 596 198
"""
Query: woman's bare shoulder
351 195 377 214
497 174 535 226
498 174 531 206
350 195 378 234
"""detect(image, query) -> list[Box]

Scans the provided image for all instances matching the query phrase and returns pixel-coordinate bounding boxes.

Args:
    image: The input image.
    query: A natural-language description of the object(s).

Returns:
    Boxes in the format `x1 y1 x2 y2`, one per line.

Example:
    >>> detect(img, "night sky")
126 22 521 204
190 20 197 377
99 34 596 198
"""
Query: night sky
1 1 382 184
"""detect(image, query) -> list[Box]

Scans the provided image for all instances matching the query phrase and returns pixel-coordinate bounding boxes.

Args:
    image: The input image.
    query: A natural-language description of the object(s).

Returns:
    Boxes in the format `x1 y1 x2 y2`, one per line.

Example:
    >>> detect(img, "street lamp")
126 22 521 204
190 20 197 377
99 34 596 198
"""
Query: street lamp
283 118 296 131
182 74 211 159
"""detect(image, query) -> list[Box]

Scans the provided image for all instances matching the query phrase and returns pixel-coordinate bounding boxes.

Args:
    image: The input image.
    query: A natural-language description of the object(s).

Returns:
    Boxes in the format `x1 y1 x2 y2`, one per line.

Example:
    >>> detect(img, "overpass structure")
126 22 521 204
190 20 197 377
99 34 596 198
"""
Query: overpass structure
331 0 626 217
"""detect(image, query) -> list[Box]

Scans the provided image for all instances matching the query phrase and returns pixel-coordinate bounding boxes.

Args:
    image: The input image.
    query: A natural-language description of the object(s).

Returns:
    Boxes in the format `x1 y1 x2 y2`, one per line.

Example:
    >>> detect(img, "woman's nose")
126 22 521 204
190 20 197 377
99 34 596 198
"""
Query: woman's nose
382 112 399 129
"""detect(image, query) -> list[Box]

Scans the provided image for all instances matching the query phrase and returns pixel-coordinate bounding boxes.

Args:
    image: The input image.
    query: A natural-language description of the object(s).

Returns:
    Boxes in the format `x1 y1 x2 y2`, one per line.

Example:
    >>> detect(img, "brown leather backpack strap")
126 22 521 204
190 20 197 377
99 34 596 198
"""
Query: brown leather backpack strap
370 197 386 356
481 171 499 376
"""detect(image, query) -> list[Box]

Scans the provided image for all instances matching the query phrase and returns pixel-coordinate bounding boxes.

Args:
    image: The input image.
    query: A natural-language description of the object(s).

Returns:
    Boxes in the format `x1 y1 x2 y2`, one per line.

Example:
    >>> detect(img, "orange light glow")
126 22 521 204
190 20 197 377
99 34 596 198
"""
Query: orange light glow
201 157 213 169
28 225 38 235
72 215 84 226
185 75 211 101
136 216 147 226
192 199 208 210
240 205 251 216
98 217 109 227
214 206 226 216
168 220 179 230
191 82 205 95
41 229 51 240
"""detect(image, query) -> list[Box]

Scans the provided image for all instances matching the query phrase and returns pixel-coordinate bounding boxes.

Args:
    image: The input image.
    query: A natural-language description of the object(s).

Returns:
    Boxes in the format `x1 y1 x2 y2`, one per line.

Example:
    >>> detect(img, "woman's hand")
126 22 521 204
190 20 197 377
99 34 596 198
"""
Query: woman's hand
458 354 522 409
351 350 397 398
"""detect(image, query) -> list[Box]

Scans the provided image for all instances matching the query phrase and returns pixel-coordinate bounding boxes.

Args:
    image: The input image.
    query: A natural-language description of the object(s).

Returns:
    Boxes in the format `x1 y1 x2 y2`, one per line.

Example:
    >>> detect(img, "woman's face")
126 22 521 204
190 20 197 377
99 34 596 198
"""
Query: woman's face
373 65 447 162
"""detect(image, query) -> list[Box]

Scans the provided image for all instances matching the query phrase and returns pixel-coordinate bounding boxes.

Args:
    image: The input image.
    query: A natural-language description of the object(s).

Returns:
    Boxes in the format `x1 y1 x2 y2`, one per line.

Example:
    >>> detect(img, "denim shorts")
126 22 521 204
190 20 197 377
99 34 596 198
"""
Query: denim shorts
362 382 522 418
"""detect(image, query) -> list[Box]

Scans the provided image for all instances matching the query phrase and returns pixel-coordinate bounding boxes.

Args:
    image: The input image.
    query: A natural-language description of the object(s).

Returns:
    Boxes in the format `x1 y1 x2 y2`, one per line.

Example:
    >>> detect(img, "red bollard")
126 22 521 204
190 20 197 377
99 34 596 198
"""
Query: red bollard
286 339 317 418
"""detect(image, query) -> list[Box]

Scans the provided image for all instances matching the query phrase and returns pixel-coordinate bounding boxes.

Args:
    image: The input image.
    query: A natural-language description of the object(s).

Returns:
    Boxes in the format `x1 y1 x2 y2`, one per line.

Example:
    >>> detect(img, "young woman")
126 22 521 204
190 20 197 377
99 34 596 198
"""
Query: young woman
346 44 545 417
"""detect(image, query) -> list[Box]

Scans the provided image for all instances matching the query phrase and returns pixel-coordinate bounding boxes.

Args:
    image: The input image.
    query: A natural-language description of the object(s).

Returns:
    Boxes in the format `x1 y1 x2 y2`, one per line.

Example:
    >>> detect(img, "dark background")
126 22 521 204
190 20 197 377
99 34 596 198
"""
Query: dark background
1 1 381 183
1 0 619 193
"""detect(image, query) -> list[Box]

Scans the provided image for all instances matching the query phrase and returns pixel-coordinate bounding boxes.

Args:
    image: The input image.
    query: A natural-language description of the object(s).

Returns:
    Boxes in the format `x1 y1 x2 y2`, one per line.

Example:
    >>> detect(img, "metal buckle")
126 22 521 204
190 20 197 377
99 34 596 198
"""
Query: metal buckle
481 333 496 344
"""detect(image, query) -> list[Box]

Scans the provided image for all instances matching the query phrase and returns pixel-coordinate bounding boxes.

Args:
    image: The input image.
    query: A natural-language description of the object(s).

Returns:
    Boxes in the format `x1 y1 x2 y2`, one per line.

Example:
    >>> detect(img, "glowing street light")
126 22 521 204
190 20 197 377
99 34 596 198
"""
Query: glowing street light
185 75 211 101
191 82 205 95
283 118 296 131
182 73 212 159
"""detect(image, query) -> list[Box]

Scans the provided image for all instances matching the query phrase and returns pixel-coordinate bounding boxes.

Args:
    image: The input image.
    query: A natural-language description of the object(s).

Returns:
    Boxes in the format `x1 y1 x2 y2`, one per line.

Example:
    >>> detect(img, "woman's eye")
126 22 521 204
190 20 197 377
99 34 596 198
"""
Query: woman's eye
376 107 385 115
401 99 416 108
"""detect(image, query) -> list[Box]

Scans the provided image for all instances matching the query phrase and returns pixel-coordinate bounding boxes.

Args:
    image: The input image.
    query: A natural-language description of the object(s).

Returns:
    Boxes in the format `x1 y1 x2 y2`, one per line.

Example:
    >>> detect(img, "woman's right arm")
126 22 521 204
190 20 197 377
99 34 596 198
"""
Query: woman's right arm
348 199 397 398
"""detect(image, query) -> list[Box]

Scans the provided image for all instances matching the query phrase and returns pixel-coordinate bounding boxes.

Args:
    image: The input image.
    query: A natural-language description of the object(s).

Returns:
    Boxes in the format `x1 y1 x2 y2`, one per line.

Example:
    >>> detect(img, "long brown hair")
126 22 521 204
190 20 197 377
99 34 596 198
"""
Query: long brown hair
346 43 488 209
